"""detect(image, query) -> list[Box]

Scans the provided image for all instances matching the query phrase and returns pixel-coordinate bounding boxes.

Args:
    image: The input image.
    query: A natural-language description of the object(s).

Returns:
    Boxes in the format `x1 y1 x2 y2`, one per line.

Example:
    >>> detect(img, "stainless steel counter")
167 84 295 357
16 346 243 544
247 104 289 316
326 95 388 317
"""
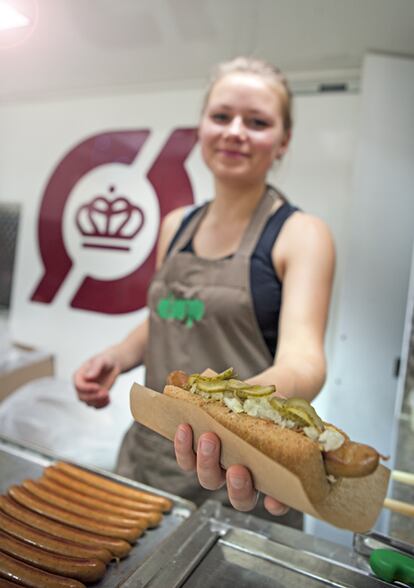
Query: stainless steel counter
1 435 412 587
123 500 399 587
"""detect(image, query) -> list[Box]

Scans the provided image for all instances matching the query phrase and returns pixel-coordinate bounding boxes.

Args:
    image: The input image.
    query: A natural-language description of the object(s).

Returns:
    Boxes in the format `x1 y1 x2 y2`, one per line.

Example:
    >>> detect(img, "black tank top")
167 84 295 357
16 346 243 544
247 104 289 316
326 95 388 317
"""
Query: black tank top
167 199 299 357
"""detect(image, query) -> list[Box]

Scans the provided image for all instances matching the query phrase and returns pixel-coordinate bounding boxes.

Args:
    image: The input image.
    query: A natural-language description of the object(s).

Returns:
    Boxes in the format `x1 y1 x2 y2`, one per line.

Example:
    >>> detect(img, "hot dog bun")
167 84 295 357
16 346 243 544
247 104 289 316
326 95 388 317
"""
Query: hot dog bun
165 367 383 505
165 384 330 503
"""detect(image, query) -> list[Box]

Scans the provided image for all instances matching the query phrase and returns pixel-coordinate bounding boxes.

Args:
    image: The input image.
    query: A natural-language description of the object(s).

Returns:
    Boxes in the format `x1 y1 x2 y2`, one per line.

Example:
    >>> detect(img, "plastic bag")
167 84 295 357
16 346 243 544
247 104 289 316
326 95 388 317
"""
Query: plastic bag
0 375 134 471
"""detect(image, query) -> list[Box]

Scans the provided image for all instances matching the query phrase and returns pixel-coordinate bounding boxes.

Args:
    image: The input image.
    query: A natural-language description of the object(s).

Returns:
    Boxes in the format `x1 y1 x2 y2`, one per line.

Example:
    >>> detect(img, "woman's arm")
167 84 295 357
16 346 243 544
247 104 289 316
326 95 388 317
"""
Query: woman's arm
248 212 335 401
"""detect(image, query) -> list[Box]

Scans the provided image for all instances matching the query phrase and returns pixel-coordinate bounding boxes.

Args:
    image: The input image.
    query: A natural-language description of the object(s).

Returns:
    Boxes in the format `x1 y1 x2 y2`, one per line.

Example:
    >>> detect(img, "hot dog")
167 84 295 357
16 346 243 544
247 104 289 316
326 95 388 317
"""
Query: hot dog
166 368 382 504
0 511 112 563
8 486 143 543
37 477 162 528
53 462 172 512
43 468 161 513
0 530 106 583
0 551 86 588
0 496 132 558
21 480 149 531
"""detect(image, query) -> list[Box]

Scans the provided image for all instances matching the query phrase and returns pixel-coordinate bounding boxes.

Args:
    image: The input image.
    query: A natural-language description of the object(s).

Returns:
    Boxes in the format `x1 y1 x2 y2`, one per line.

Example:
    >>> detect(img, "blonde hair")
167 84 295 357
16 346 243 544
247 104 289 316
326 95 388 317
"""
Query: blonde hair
202 57 293 134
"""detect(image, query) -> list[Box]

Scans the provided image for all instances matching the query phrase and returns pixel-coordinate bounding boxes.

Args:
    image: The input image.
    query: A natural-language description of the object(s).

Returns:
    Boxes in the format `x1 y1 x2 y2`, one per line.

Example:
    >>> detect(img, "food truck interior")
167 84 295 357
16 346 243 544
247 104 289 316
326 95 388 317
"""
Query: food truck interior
1 1 413 586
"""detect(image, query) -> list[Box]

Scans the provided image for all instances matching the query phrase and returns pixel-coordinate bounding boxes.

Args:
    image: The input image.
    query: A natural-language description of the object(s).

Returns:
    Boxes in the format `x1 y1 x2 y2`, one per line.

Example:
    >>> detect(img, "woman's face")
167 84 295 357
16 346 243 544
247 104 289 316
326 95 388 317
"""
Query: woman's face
199 73 290 186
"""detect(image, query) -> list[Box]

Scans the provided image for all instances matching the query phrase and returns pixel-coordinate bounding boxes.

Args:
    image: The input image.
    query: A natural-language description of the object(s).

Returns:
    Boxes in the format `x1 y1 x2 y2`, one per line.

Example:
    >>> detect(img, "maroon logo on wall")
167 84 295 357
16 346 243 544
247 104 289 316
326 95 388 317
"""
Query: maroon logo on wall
30 129 198 314
75 191 145 251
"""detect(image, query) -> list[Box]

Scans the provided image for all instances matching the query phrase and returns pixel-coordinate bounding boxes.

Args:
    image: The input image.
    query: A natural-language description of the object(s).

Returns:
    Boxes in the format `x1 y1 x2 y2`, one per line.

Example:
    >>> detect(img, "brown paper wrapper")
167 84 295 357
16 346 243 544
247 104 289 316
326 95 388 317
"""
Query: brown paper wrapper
130 382 390 532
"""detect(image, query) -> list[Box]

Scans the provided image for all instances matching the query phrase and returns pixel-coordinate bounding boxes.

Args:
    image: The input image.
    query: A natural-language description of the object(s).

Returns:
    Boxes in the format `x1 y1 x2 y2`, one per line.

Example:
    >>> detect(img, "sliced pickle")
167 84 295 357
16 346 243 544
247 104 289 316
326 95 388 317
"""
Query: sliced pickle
233 384 275 399
269 397 287 413
198 368 235 382
269 397 298 421
226 378 248 390
187 368 275 399
189 367 235 385
187 374 200 388
282 408 315 429
214 367 235 380
196 381 227 393
284 398 324 432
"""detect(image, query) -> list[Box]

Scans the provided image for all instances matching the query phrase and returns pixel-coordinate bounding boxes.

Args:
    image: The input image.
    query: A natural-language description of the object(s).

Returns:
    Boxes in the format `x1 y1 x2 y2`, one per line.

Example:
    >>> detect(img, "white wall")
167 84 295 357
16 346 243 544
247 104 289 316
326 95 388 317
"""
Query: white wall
0 89 358 383
306 53 414 545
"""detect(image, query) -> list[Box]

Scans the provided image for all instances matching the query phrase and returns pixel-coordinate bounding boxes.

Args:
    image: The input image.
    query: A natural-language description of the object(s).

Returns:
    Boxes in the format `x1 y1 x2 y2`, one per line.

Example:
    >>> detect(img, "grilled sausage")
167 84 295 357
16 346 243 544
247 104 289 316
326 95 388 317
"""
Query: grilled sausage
0 511 112 563
53 462 172 511
167 370 189 388
44 469 161 513
22 480 148 530
0 551 86 588
323 440 380 478
0 496 131 558
0 577 22 587
0 530 105 583
37 477 162 528
8 486 142 543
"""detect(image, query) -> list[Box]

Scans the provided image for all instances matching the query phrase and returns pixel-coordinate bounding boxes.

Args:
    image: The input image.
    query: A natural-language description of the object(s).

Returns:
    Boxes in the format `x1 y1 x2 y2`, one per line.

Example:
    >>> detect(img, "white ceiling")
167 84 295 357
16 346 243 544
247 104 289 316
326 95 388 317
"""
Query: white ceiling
1 0 414 101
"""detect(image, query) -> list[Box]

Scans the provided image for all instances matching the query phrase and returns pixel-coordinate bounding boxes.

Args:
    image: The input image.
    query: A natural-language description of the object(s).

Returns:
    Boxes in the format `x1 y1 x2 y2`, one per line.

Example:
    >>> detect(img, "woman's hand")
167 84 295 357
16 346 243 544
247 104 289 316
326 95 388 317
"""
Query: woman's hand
73 353 121 409
174 424 289 515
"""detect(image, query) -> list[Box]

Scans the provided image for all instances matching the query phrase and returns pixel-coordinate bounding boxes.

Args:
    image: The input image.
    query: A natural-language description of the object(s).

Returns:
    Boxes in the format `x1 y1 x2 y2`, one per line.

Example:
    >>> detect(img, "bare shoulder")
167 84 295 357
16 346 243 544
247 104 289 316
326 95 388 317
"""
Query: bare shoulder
156 206 189 268
274 211 335 274
281 211 334 250
160 206 188 236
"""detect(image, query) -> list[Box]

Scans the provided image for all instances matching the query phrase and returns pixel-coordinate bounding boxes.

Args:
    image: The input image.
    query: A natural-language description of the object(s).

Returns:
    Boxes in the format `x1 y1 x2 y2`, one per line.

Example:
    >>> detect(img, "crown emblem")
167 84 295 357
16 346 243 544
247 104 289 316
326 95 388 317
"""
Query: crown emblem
75 186 144 251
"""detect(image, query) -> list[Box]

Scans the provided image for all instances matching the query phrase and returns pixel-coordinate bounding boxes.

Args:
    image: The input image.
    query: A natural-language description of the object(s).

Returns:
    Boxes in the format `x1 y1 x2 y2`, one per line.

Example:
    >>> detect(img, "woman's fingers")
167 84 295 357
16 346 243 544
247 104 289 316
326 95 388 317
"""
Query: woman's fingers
263 495 289 516
73 353 120 409
174 428 290 518
77 387 110 408
174 424 196 471
196 433 225 490
226 465 259 512
175 428 225 489
83 356 107 380
227 466 289 515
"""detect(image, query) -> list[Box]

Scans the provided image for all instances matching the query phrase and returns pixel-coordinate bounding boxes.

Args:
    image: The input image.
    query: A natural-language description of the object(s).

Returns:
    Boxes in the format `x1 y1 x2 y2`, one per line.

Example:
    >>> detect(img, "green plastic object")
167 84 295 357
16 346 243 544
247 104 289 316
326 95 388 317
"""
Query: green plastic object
370 548 414 586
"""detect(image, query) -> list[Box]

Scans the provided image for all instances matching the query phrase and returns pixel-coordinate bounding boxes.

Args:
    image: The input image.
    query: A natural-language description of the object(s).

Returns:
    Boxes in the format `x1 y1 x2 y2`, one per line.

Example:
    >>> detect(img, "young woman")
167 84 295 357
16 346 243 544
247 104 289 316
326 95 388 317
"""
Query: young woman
74 57 335 527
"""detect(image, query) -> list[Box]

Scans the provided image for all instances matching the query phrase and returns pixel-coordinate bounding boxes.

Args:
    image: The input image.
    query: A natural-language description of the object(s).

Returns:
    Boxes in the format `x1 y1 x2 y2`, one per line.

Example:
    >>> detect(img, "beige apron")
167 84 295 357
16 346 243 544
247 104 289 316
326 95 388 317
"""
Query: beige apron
116 186 302 528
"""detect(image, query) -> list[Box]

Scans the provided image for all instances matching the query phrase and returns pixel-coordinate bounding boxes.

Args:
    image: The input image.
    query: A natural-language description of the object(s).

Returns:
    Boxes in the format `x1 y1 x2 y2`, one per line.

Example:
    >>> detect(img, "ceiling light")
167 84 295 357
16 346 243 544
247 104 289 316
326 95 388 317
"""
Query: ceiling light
0 0 29 32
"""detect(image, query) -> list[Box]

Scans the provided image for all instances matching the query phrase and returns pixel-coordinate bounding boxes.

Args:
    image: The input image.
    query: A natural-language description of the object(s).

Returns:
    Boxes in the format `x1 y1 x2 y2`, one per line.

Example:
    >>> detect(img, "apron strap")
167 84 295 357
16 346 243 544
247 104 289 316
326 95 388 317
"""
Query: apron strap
168 203 209 256
236 185 280 259
168 184 282 259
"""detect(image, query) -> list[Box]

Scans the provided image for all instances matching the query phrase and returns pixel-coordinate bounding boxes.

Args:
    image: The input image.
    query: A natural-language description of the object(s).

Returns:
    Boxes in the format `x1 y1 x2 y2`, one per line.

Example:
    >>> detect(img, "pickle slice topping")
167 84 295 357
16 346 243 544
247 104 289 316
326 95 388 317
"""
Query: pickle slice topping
187 369 275 398
196 381 227 393
233 384 275 399
283 398 324 432
185 369 324 433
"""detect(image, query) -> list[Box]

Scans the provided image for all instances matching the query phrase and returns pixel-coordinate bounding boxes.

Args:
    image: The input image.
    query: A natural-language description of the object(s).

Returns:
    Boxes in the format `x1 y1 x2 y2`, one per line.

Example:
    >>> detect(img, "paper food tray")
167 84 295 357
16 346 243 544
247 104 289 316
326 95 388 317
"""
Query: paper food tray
130 382 390 532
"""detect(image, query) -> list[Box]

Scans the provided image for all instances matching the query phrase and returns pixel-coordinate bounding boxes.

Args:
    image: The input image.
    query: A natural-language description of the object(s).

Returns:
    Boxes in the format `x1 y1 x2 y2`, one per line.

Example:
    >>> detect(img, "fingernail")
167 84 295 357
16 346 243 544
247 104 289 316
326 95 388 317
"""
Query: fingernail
229 476 246 490
273 506 289 516
200 439 215 456
176 427 187 443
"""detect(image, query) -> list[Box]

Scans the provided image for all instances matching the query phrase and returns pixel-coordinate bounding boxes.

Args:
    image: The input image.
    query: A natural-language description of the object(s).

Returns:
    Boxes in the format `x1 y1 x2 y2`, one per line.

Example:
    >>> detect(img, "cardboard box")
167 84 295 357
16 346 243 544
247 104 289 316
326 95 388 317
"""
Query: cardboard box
0 343 54 402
